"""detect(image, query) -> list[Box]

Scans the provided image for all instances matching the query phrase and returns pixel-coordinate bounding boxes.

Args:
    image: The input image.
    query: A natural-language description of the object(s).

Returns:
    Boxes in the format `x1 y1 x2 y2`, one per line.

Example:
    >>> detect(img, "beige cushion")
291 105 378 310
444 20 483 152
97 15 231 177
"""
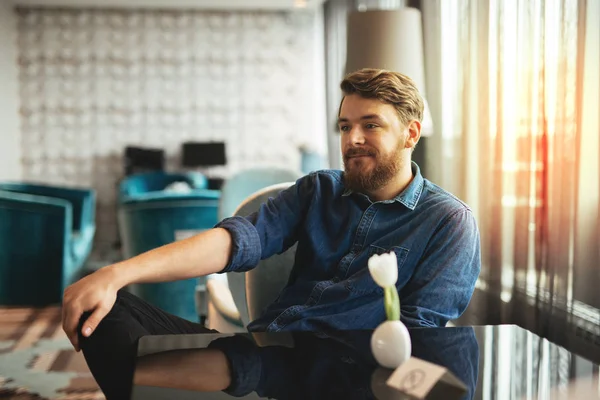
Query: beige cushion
206 279 241 323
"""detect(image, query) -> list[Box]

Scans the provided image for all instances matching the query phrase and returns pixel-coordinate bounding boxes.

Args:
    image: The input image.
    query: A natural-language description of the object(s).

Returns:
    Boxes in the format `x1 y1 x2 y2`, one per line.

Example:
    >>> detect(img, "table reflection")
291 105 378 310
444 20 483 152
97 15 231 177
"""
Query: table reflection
134 327 479 400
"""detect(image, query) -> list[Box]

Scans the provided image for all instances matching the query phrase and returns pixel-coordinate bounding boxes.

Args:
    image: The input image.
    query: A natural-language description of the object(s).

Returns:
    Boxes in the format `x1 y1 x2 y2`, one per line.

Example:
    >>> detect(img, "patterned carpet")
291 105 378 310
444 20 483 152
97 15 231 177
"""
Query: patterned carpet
0 306 104 399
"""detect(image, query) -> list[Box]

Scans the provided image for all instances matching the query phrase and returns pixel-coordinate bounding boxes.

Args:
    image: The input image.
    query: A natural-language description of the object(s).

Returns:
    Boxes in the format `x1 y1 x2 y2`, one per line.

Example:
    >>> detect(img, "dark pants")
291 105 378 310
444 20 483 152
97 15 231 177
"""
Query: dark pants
77 289 215 400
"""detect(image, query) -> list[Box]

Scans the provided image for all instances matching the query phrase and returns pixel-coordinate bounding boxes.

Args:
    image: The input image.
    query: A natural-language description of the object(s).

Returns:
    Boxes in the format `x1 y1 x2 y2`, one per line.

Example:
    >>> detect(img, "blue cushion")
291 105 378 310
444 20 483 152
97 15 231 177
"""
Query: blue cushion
71 226 96 265
119 171 208 200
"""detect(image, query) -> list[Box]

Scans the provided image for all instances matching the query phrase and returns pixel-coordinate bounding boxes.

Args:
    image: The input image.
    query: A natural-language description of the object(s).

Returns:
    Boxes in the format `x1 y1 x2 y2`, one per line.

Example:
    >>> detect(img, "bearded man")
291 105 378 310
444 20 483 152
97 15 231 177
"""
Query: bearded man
61 68 481 399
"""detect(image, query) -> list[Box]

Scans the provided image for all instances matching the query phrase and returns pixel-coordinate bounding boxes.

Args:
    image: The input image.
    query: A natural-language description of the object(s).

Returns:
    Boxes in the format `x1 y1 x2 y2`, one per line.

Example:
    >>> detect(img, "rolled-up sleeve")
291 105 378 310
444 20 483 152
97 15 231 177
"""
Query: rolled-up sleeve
215 174 314 273
216 216 263 273
399 208 481 328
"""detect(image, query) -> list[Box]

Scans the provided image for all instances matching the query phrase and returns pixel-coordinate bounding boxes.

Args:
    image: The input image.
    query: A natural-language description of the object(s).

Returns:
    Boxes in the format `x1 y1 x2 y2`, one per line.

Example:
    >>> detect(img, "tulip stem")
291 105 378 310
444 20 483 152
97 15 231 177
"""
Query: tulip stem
384 286 400 321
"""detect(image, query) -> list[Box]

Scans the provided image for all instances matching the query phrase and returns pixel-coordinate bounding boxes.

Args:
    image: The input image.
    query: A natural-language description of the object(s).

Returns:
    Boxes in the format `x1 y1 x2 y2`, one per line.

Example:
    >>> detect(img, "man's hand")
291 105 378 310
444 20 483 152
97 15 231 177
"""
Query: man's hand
62 267 120 352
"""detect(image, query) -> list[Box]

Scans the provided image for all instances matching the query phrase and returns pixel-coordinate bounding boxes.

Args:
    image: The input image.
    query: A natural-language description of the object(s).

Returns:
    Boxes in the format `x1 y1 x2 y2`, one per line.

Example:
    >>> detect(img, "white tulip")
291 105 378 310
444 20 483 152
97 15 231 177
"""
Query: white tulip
368 251 398 288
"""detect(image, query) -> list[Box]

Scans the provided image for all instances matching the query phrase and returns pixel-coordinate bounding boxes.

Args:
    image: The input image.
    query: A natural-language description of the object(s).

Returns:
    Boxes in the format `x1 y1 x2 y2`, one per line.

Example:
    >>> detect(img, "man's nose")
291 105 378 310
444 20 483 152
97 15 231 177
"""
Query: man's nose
348 126 366 145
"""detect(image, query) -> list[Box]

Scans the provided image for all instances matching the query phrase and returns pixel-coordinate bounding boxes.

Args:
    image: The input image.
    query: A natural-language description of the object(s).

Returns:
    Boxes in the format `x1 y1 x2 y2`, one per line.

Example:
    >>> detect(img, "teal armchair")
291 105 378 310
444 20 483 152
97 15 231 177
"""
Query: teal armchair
118 172 219 322
0 183 96 306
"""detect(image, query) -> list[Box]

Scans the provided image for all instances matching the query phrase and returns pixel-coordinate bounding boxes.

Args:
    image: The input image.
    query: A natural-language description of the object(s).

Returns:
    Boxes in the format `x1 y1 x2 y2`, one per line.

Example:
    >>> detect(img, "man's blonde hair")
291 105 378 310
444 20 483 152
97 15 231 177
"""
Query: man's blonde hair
339 68 424 127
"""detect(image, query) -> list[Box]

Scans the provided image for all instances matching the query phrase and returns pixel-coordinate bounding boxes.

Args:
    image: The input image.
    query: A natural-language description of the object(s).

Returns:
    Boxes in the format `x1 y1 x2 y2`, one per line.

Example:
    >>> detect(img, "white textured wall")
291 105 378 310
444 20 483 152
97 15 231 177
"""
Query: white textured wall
0 3 22 181
16 8 326 259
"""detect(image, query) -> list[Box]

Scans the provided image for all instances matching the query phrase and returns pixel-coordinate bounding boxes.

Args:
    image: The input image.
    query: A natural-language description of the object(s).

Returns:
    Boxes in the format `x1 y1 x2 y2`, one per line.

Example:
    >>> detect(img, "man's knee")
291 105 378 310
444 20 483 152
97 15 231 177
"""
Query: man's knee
77 290 130 346
115 288 136 303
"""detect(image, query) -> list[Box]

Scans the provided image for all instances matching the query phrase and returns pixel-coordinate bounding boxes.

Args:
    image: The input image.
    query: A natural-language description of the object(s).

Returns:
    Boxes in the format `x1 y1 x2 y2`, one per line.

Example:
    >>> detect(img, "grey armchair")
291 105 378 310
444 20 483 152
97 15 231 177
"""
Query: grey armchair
206 182 296 332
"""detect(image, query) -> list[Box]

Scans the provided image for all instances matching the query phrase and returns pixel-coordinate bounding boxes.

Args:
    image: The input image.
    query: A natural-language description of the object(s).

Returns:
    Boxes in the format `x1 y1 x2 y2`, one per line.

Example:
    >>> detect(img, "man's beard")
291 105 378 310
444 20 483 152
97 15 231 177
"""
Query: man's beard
343 142 405 194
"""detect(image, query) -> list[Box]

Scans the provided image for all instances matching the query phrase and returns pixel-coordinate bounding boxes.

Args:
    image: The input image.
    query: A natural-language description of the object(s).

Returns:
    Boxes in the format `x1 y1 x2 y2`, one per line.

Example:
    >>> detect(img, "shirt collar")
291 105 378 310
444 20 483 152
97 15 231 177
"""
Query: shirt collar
341 161 424 210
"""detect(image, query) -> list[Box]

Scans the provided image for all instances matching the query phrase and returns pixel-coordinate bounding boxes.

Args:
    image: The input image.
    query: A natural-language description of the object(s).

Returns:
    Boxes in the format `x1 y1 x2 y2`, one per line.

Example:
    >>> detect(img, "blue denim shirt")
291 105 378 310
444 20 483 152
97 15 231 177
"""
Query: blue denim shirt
215 162 480 331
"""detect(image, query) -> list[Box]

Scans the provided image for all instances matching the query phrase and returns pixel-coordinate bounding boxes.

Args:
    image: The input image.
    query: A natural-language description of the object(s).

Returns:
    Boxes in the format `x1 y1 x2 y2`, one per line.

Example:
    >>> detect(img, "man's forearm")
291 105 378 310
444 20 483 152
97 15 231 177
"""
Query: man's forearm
107 227 233 288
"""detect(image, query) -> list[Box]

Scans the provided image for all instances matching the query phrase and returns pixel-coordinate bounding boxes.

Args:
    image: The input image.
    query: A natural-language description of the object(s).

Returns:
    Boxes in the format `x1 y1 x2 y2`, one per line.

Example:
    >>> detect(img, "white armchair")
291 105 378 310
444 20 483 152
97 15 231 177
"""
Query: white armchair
206 182 298 332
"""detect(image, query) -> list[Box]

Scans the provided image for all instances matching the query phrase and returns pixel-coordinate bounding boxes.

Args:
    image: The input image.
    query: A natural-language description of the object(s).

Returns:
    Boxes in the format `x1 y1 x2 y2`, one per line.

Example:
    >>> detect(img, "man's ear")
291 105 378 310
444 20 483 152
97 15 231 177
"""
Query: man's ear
405 120 421 150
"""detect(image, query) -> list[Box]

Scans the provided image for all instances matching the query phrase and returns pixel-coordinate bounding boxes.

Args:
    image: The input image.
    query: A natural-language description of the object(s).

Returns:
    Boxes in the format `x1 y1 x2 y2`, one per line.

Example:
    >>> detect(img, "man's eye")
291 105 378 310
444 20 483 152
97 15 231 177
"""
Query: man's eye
340 125 350 132
365 124 378 129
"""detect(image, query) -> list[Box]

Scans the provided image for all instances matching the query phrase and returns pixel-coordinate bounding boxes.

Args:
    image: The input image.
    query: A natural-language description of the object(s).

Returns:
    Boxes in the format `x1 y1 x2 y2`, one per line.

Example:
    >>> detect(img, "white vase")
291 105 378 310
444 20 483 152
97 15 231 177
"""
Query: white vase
371 320 412 369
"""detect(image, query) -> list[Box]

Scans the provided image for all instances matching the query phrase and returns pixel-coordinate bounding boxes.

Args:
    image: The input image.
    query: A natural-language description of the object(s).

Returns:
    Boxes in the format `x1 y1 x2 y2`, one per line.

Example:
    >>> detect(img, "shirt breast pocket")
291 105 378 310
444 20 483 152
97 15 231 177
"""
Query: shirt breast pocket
345 245 410 295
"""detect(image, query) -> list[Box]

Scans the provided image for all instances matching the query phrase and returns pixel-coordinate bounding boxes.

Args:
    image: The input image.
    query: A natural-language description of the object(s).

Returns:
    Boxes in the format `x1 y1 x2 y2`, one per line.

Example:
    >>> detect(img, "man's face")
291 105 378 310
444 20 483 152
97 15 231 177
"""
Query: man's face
338 94 410 193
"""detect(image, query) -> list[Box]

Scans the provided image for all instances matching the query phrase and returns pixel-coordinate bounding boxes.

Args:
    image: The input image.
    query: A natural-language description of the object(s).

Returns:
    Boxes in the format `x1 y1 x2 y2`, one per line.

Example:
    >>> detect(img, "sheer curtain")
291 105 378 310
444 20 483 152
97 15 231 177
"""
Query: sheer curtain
422 0 600 341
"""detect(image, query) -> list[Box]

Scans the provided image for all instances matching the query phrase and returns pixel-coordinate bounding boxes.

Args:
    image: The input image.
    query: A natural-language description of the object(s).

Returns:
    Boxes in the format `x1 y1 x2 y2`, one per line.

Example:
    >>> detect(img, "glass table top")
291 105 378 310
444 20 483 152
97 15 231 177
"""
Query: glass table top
132 325 600 400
